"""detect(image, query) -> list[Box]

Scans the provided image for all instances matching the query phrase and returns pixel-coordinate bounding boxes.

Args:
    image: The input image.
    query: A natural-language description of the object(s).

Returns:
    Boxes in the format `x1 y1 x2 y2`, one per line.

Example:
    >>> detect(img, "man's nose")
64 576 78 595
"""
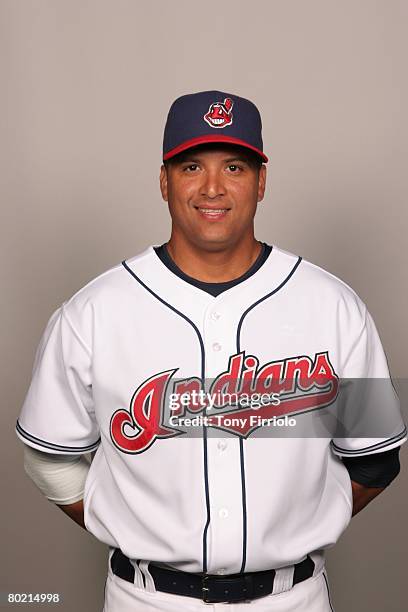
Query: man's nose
200 170 225 199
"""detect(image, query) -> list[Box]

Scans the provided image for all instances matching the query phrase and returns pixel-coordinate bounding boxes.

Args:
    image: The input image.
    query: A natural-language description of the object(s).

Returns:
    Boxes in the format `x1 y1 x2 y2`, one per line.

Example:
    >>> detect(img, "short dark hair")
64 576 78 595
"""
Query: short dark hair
163 143 263 171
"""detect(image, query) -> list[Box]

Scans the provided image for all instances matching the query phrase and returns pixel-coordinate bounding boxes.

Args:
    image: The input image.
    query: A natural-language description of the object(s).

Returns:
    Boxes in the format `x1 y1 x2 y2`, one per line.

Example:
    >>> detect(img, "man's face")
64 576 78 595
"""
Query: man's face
160 144 266 251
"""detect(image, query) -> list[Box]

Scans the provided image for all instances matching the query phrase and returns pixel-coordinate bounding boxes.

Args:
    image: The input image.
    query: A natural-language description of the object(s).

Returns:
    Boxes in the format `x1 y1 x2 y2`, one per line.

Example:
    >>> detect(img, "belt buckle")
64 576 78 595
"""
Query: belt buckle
201 574 254 604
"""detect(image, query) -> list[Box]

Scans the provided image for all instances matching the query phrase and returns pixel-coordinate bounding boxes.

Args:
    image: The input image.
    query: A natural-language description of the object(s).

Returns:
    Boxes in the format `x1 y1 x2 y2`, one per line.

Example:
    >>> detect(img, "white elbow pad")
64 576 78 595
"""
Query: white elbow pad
23 444 91 505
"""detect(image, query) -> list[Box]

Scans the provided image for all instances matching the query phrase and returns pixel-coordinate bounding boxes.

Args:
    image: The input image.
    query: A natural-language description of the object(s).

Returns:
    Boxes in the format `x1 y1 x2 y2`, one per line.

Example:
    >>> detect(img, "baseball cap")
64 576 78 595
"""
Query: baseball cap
163 90 268 163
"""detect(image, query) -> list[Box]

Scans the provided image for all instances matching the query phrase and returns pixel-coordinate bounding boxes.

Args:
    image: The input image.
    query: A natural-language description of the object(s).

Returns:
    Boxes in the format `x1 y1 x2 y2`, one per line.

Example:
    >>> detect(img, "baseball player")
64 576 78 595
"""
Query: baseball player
16 90 406 611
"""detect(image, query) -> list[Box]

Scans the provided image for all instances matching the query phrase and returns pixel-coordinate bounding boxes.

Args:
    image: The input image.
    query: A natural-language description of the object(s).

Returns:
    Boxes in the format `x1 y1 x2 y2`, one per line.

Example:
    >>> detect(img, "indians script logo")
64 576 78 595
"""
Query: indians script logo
204 97 233 128
110 351 339 454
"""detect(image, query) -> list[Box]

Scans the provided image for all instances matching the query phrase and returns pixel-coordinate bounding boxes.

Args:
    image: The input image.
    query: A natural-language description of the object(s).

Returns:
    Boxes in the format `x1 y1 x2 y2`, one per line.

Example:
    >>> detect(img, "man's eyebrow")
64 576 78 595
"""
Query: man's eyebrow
176 157 201 164
223 156 252 164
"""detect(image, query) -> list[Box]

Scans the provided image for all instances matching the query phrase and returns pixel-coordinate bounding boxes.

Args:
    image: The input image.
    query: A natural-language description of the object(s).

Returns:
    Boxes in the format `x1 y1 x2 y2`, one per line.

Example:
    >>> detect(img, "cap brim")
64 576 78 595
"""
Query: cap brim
163 135 268 163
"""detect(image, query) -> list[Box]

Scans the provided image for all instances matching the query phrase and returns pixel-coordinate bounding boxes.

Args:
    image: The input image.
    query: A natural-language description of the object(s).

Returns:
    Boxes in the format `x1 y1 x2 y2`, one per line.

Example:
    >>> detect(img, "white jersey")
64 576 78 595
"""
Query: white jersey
16 244 406 574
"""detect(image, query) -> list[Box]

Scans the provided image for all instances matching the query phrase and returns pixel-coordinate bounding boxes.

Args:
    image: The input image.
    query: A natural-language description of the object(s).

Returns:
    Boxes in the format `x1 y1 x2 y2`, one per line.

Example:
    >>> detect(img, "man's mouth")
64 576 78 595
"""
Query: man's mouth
194 206 230 220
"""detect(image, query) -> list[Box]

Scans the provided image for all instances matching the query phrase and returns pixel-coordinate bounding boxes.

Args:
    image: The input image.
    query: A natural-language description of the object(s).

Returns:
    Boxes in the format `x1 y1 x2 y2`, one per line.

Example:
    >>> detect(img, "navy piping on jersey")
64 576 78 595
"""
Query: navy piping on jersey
322 571 335 611
331 425 407 456
238 438 248 573
120 259 211 575
236 257 303 353
15 420 101 453
235 255 303 573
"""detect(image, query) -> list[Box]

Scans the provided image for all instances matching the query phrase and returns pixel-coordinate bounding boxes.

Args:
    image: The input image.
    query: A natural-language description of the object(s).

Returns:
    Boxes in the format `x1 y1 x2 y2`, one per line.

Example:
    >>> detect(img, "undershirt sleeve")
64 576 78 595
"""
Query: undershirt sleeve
341 446 400 487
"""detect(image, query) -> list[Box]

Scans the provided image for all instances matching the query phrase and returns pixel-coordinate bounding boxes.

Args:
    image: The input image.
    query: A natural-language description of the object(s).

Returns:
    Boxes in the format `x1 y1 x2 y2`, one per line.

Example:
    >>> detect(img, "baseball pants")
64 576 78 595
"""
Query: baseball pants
102 555 335 611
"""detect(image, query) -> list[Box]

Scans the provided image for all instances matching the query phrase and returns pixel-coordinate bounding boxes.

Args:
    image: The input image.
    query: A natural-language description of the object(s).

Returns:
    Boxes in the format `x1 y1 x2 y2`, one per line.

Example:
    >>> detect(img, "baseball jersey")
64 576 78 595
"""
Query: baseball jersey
16 244 407 575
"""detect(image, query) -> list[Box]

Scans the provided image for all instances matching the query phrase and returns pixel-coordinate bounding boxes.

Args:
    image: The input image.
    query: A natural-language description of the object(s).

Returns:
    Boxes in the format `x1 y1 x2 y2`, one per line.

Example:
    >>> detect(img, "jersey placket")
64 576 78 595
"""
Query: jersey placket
202 298 246 575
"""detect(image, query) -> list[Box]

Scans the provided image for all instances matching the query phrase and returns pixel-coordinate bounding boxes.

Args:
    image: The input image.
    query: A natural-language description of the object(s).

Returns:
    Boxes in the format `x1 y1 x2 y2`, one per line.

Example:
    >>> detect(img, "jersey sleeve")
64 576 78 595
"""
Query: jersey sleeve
331 307 407 457
16 303 101 455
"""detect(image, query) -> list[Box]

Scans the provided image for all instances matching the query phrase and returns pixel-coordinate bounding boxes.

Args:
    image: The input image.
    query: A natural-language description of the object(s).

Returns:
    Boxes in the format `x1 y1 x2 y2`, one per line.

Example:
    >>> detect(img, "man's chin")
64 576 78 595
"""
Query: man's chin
190 233 239 253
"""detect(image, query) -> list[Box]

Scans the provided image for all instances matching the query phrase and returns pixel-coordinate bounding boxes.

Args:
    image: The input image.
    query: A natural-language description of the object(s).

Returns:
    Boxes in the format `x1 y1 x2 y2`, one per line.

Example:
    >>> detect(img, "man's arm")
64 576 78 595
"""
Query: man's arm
350 481 385 516
342 447 401 516
56 500 86 529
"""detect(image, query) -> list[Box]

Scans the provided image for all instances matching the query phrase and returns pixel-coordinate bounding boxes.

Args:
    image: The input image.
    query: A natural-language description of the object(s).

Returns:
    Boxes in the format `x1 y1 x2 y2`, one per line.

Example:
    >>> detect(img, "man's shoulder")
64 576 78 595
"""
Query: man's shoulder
61 245 155 325
272 244 367 315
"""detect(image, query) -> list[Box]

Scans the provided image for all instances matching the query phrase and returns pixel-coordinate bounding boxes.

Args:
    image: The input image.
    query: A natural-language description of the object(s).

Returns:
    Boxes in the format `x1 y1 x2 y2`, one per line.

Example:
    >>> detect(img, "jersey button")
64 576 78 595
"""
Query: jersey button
211 311 221 321
219 508 229 519
217 440 228 451
212 342 222 352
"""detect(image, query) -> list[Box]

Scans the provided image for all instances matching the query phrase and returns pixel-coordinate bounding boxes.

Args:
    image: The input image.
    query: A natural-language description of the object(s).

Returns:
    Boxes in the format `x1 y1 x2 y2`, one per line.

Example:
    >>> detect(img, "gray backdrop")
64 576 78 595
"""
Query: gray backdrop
1 1 407 610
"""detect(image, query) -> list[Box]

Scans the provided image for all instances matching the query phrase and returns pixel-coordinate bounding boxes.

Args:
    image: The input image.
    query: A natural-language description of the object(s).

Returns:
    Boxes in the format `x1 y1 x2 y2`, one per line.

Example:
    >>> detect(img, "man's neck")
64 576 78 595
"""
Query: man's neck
165 236 263 283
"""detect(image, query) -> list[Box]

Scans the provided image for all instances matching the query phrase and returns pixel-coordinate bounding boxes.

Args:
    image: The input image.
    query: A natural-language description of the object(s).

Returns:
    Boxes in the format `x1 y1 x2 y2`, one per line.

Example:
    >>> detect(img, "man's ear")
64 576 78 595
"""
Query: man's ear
257 164 266 203
160 164 168 202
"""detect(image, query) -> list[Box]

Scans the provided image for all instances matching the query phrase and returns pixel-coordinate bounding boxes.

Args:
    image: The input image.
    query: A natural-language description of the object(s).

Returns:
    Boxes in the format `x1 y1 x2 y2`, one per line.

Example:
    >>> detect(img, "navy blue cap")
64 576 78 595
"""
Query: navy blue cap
163 90 268 163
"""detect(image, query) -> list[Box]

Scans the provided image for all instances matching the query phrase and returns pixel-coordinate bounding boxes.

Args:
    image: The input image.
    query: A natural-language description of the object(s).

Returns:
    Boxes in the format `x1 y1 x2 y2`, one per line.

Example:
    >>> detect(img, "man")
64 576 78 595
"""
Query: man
17 90 406 611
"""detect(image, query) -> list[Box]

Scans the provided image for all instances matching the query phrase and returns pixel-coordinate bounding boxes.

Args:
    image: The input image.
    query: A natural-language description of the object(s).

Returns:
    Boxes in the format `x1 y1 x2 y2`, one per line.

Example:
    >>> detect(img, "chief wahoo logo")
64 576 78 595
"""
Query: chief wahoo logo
204 98 233 128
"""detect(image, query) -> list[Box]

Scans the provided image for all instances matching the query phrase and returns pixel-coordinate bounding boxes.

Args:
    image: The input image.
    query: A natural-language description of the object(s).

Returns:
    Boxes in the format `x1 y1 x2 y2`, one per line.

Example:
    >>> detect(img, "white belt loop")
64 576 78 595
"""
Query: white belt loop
129 559 146 589
108 547 115 566
271 564 295 595
309 549 325 577
138 560 157 593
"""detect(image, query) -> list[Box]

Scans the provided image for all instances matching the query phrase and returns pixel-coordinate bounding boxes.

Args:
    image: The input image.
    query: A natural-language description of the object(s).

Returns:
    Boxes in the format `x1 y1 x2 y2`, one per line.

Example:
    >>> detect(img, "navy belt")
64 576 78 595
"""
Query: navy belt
110 548 315 604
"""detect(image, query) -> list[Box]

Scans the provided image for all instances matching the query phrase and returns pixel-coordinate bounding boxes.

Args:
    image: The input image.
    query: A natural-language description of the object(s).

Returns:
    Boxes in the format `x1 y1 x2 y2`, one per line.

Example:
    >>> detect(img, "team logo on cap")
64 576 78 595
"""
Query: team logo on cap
204 97 233 128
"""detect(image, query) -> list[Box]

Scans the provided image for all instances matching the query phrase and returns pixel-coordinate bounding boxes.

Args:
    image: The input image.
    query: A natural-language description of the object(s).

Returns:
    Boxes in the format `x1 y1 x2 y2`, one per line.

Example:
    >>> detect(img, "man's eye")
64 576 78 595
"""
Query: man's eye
228 164 242 172
184 164 199 172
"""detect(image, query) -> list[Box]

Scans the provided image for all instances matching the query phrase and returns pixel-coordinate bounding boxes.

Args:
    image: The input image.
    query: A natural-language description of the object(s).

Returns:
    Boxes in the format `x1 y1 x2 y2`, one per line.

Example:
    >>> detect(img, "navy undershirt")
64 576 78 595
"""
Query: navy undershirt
153 242 400 488
154 241 272 297
342 449 400 488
